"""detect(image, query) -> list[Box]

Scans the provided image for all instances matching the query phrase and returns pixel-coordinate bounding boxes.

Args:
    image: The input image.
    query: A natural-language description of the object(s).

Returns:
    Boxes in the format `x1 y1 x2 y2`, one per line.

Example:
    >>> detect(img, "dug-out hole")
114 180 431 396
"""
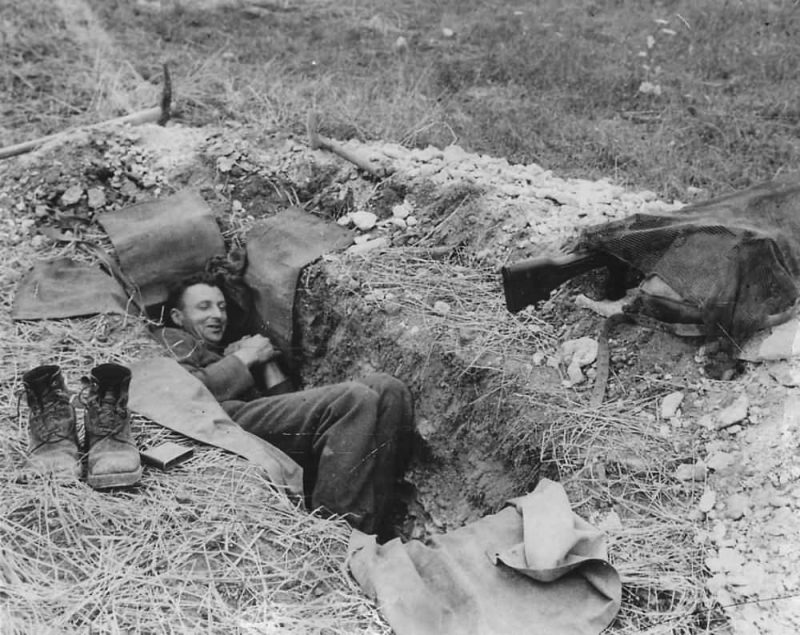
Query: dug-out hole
294 261 553 534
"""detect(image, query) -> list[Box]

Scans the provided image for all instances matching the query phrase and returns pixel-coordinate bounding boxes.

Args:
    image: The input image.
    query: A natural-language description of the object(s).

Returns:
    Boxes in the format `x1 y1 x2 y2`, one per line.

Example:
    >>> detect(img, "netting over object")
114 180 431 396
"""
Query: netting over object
574 180 800 344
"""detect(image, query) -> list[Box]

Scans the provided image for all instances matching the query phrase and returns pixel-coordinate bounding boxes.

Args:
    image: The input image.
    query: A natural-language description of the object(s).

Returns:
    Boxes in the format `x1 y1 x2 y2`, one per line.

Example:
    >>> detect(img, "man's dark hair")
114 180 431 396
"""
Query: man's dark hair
164 272 224 320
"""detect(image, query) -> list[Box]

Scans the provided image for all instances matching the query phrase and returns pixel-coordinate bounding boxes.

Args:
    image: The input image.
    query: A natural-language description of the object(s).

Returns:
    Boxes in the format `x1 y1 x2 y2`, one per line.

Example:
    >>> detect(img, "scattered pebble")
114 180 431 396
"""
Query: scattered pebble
350 210 378 231
706 451 734 471
216 155 235 173
346 236 388 255
566 362 585 386
386 217 407 229
698 488 717 513
60 185 83 206
675 460 707 482
768 363 800 387
716 394 749 429
392 201 412 219
416 417 437 441
86 187 106 209
560 337 598 367
432 300 451 316
724 493 749 520
660 391 684 419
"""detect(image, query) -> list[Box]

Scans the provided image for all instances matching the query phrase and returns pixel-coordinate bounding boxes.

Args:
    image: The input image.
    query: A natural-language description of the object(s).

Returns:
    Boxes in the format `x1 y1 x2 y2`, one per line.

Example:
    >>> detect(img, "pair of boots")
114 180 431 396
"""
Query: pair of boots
22 363 141 489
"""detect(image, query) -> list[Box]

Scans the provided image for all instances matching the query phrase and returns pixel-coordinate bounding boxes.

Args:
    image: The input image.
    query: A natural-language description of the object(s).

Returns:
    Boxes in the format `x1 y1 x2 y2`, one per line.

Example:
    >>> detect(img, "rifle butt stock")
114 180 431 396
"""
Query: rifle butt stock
501 252 608 312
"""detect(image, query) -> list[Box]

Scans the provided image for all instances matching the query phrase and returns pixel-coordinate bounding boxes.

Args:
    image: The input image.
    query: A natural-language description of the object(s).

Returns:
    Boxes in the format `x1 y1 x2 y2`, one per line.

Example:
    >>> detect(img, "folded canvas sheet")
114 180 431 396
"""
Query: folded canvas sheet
129 356 303 497
243 207 353 352
98 189 226 307
348 479 621 635
12 257 128 320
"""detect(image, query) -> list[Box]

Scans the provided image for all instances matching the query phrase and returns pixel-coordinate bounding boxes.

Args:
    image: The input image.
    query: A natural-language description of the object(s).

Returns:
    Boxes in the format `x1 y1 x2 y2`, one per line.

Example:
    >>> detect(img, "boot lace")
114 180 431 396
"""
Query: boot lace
94 393 127 436
28 388 75 444
79 385 126 438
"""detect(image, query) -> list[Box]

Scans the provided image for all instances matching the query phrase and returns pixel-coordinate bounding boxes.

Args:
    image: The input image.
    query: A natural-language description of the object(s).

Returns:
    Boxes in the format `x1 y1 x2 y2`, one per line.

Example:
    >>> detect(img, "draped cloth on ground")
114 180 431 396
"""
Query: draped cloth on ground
12 258 128 319
12 196 353 342
242 207 353 353
129 356 303 497
574 180 800 343
348 479 621 635
98 189 226 307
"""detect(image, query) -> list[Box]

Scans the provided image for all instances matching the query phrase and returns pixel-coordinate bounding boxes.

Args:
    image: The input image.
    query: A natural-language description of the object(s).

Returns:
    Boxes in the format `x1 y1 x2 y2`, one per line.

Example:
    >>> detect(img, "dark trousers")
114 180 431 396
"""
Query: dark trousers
223 373 414 534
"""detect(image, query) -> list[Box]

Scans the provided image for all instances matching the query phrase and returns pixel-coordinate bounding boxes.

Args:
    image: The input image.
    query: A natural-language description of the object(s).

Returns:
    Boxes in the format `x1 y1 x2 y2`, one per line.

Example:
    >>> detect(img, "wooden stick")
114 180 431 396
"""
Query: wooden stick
157 63 172 126
0 64 174 161
305 111 392 179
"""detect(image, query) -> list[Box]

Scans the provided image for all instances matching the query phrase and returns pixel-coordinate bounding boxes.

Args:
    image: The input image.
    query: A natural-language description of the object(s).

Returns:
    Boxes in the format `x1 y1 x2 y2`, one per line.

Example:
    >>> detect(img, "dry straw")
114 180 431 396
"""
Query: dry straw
1 175 709 634
0 223 387 633
1 191 709 634
330 248 709 634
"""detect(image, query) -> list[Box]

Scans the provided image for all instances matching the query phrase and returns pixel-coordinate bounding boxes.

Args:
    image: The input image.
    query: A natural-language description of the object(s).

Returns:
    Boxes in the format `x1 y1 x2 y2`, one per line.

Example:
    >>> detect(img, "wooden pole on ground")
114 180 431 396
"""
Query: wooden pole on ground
306 111 392 179
0 64 173 161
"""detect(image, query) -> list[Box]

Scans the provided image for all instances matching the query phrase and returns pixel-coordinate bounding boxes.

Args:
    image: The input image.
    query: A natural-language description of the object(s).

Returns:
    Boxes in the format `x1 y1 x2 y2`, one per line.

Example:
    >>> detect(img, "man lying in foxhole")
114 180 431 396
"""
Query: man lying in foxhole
155 272 415 541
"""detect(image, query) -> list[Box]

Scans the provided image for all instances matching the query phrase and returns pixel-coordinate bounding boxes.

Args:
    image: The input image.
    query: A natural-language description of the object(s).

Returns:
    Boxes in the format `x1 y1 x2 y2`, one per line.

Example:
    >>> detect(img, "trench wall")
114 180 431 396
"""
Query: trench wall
294 257 561 529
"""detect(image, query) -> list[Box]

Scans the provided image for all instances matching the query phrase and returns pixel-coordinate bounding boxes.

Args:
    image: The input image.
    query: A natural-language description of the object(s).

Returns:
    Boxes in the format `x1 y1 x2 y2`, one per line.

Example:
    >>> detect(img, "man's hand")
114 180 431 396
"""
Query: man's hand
227 334 278 368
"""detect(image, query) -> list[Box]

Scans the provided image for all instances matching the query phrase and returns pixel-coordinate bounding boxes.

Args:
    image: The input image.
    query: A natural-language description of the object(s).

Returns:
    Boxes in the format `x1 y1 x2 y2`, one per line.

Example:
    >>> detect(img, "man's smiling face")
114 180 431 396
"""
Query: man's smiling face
170 283 228 345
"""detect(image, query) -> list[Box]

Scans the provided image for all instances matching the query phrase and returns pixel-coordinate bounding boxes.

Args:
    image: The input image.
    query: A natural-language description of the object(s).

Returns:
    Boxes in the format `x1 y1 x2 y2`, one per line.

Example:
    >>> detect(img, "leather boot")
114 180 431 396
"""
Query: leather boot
22 365 81 478
84 363 141 489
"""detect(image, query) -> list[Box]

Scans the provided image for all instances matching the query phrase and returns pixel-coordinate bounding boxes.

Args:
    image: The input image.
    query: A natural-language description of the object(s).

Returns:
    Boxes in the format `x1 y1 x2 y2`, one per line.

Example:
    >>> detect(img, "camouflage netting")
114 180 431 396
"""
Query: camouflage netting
575 180 800 343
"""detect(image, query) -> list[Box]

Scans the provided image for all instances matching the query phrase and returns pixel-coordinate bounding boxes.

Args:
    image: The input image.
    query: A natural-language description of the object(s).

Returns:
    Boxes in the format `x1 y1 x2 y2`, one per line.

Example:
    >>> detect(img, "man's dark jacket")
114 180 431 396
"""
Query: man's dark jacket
157 327 257 402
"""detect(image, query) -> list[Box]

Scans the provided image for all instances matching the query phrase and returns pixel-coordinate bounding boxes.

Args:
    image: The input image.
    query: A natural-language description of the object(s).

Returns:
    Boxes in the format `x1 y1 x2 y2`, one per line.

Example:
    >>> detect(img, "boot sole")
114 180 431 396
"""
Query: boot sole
26 461 82 480
87 466 142 490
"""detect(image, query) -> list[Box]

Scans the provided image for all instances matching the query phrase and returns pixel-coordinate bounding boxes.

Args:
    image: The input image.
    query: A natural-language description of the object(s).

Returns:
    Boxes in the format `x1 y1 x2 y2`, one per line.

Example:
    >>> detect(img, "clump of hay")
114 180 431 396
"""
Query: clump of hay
0 224 387 633
310 246 711 634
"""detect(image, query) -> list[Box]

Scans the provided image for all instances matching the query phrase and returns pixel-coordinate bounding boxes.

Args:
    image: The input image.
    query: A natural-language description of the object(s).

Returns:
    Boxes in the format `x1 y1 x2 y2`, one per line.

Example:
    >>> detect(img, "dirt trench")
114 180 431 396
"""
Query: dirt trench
293 257 555 532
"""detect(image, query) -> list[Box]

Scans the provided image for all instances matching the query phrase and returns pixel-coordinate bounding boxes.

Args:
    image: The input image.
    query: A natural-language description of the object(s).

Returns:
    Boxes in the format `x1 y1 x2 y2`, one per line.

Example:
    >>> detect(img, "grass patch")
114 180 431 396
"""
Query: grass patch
79 0 800 199
0 0 158 147
0 1 95 142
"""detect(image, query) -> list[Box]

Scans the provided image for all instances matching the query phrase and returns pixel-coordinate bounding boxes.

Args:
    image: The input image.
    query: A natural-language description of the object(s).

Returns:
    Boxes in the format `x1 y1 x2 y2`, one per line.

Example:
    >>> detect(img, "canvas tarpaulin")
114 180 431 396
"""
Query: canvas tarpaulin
574 180 800 343
13 194 354 351
129 356 303 497
348 479 621 635
242 207 353 353
12 257 128 320
98 189 226 307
